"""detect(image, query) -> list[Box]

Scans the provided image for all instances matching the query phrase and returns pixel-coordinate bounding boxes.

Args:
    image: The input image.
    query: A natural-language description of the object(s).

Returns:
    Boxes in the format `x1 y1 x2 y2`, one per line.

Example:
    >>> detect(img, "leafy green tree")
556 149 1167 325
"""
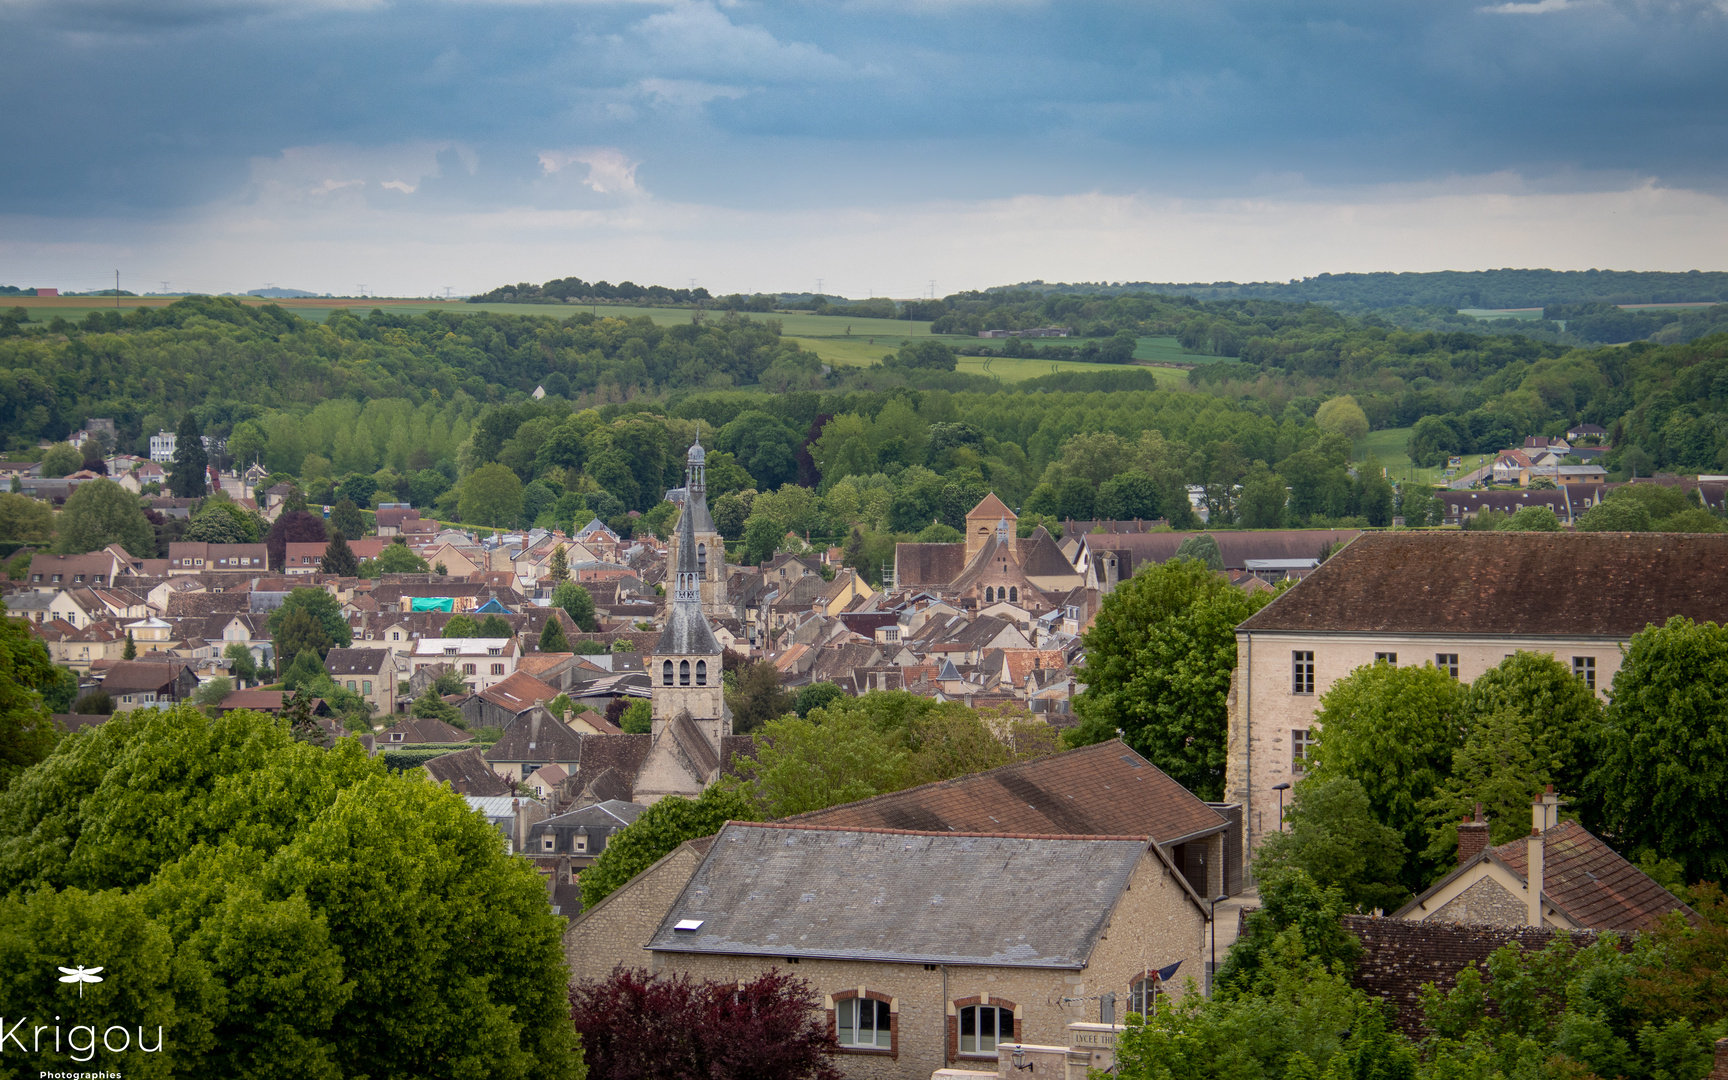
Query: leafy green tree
320 530 359 577
579 784 761 909
0 491 53 542
1096 472 1162 521
1054 475 1095 521
54 477 154 557
741 513 780 566
192 675 233 710
168 411 209 498
1465 650 1603 801
793 682 845 718
1315 395 1371 442
1256 777 1408 913
1172 532 1223 571
223 641 258 683
411 686 466 724
1397 484 1443 527
329 498 365 540
283 648 328 692
1355 458 1395 527
40 441 83 478
266 587 352 658
538 616 570 653
477 614 513 639
1237 461 1287 528
725 657 795 734
552 580 599 632
1068 558 1275 799
712 492 751 541
0 706 582 1078
887 338 957 372
1655 508 1725 533
1503 505 1562 531
185 501 258 544
1214 866 1364 993
549 543 569 583
1578 499 1652 531
1419 706 1559 866
459 462 524 528
1310 660 1469 889
0 609 59 788
717 411 801 491
618 699 652 734
914 522 962 543
364 541 429 576
729 707 909 818
442 613 479 638
1588 616 1728 879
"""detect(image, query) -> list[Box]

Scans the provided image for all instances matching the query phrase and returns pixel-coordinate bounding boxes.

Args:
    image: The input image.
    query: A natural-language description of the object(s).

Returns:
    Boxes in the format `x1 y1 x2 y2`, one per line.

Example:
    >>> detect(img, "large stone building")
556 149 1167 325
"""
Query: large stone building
566 821 1209 1079
894 495 1086 619
1226 532 1728 853
666 434 729 616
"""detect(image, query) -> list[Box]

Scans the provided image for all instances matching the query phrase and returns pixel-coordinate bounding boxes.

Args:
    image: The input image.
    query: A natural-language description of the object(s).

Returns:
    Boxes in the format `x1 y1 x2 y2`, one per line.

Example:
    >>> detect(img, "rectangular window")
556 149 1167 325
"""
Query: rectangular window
491 663 505 676
837 997 891 1049
1573 656 1596 690
1292 729 1313 774
362 680 372 696
1436 653 1459 678
542 836 555 852
575 835 588 852
1375 652 1397 666
958 1004 1011 1055
463 663 476 676
1292 651 1314 695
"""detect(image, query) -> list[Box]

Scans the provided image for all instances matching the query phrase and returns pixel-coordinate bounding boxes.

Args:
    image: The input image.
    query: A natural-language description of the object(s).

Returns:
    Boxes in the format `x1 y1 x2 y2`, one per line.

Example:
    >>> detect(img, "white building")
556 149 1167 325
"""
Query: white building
149 430 177 463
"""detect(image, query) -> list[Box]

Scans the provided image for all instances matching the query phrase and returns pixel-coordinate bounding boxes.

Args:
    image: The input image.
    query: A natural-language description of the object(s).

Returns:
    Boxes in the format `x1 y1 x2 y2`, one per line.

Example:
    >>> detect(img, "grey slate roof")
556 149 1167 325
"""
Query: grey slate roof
655 467 722 656
647 822 1151 968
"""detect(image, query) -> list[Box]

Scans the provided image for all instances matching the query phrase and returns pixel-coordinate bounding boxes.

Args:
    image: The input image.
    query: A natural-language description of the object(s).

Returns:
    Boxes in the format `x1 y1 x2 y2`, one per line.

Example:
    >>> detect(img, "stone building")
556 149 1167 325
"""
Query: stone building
565 822 1209 1079
1227 532 1728 853
893 495 1086 621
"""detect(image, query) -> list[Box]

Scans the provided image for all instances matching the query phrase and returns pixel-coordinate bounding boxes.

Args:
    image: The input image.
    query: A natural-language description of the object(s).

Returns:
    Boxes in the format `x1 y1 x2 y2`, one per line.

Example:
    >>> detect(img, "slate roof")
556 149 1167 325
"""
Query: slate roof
381 718 472 744
1017 526 1077 577
1491 821 1696 932
421 747 512 795
1238 532 1728 637
785 739 1228 846
100 659 189 693
486 708 584 764
647 822 1150 967
324 647 390 677
567 732 654 803
1072 529 1359 574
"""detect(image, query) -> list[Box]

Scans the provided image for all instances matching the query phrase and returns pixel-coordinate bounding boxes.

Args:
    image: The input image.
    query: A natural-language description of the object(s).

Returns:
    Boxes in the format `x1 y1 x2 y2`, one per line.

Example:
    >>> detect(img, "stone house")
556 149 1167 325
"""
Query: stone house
410 636 519 692
1227 532 1728 853
484 708 583 781
566 822 1209 1079
525 798 644 865
323 647 400 715
101 659 200 711
1393 790 1696 932
166 542 270 574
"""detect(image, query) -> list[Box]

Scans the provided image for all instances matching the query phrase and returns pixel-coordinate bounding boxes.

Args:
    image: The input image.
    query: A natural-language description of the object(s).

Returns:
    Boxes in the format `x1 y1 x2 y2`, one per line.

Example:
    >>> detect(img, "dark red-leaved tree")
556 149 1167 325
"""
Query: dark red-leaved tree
265 508 329 570
570 966 840 1080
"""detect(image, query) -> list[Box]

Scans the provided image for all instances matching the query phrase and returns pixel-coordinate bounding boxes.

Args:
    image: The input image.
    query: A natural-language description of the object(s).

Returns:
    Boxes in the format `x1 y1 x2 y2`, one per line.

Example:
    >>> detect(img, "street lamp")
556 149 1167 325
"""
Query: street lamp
1209 893 1230 995
1272 782 1291 830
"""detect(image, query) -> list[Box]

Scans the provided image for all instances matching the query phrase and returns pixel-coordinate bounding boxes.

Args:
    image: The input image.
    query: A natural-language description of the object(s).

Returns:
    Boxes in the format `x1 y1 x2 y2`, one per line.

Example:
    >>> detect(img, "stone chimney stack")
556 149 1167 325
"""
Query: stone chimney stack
1709 1037 1728 1080
1527 792 1547 928
1458 803 1490 865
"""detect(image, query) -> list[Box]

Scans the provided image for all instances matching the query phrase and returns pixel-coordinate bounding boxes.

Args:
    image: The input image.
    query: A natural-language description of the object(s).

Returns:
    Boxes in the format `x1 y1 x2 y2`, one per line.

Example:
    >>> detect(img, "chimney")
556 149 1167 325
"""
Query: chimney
1710 1038 1728 1080
1458 804 1490 865
1540 785 1560 832
1527 792 1546 928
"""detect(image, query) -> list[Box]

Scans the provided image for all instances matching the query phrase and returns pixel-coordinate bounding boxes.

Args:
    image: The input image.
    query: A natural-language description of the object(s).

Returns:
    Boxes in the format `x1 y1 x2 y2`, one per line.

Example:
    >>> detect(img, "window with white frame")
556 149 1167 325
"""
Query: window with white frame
1129 977 1160 1017
958 1004 1012 1055
836 996 891 1049
542 835 555 852
1573 656 1595 690
490 663 504 676
1292 651 1314 695
1436 653 1459 678
1292 728 1313 774
1375 652 1397 665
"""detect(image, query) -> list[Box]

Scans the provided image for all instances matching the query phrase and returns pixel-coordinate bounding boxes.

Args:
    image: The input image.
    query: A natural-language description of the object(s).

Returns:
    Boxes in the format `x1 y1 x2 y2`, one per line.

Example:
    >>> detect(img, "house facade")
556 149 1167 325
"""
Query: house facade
1227 532 1728 853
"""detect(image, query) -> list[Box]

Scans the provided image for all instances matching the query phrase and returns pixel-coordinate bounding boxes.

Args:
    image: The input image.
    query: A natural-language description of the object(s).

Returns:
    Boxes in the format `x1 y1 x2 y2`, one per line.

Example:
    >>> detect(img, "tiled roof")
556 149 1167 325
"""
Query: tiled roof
786 739 1227 846
421 747 511 795
967 493 1016 521
647 822 1149 967
478 670 558 713
894 543 967 587
567 732 653 803
1016 526 1077 577
100 659 188 693
1492 821 1696 933
324 647 390 677
1072 529 1359 574
1239 532 1728 636
486 709 583 764
382 718 472 745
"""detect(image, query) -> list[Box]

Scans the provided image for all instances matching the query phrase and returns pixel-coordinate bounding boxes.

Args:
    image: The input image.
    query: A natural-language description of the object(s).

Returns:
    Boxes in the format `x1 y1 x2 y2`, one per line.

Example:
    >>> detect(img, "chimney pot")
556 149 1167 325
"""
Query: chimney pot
1458 816 1491 865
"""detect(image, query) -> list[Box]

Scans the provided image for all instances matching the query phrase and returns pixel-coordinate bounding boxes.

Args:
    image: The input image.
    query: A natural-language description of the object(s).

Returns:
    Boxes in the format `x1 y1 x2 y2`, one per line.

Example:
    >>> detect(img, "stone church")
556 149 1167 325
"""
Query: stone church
893 493 1088 617
666 434 729 617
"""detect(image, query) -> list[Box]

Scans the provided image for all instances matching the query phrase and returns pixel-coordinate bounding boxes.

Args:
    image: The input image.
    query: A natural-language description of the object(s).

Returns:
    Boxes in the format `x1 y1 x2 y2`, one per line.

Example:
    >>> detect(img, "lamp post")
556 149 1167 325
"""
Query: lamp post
1209 893 1230 995
1272 781 1291 830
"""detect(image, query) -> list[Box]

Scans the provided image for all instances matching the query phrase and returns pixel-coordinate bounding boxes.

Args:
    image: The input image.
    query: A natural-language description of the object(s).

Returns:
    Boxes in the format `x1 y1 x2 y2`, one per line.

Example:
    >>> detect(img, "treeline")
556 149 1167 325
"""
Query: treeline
468 277 713 305
990 269 1728 309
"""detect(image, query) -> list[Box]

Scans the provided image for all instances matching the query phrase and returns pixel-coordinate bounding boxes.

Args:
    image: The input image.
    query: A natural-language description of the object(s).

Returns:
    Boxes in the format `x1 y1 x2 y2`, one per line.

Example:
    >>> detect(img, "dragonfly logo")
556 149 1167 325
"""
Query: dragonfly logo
57 966 104 998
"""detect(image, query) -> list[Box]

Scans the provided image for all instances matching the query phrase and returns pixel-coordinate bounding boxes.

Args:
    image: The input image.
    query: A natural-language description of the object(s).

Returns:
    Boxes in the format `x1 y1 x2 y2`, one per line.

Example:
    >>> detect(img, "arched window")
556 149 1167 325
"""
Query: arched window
1129 975 1161 1017
697 543 707 578
680 659 691 686
696 659 707 686
835 991 894 1050
1009 586 1018 603
984 587 994 603
957 1003 1014 1055
662 660 674 686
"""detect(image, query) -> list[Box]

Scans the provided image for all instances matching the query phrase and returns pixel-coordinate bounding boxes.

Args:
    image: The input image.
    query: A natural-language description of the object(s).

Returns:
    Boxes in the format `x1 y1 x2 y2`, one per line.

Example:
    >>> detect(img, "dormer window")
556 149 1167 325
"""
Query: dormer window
487 647 501 656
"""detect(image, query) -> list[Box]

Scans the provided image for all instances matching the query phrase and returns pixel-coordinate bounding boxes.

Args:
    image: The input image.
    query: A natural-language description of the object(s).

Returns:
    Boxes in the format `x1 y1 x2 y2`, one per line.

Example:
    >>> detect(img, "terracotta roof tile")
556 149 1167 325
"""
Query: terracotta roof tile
1493 821 1696 933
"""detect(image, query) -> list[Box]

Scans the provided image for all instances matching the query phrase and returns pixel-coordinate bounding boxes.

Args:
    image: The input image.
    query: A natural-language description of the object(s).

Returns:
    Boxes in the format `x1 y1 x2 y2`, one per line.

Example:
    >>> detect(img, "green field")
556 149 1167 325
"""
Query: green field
1357 426 1490 487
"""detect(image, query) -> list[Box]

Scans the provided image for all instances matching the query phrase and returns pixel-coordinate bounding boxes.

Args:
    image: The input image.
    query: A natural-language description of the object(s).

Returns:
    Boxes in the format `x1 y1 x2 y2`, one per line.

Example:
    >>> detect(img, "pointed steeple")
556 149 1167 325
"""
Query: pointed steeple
657 484 721 655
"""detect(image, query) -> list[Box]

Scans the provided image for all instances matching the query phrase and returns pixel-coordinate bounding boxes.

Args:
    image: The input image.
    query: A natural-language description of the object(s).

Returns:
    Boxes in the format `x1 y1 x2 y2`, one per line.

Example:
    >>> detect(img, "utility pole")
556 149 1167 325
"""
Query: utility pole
159 281 170 295
815 278 823 298
442 286 453 300
357 285 368 298
928 279 936 300
115 270 120 308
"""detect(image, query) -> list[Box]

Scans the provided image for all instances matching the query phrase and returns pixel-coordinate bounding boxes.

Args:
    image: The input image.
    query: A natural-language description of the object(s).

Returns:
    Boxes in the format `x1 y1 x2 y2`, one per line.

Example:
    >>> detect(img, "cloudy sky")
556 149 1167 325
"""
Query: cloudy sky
3 0 1726 296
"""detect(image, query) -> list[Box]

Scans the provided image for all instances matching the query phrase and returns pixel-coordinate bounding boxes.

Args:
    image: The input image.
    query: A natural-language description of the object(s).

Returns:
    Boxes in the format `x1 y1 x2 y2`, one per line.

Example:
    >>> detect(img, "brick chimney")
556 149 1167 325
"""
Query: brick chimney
1527 791 1549 928
1712 1038 1728 1080
1458 803 1490 865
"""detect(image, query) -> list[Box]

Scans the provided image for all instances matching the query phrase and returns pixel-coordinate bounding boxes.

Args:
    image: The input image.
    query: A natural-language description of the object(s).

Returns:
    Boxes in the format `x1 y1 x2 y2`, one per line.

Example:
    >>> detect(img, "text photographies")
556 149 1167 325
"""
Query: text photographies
1 1018 163 1063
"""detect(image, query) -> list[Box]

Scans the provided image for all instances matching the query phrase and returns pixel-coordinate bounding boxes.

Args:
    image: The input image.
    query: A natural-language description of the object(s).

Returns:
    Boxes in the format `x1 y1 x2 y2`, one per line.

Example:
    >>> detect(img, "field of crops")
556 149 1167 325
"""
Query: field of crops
1357 426 1491 487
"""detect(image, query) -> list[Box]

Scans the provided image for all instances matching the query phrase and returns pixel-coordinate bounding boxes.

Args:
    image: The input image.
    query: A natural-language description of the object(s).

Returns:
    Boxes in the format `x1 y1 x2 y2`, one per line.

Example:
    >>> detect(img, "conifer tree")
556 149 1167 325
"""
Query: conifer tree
539 616 570 653
549 543 569 583
168 412 208 498
321 530 359 577
122 632 136 660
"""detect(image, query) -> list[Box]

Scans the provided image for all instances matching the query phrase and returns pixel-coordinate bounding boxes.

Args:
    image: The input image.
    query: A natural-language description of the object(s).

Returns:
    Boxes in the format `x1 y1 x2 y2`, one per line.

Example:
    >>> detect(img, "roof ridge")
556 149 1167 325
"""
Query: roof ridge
730 820 1150 842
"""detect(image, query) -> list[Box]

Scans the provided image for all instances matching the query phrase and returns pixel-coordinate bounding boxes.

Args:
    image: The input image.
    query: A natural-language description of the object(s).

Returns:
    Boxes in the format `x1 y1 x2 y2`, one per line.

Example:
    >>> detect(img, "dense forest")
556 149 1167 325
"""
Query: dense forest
1 290 1724 570
993 269 1728 309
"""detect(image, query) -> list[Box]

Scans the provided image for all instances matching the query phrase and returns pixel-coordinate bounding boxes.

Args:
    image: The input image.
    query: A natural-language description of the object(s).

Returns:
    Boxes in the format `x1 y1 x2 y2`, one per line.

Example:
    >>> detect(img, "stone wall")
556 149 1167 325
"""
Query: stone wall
1431 877 1529 928
1345 916 1599 1036
564 839 708 981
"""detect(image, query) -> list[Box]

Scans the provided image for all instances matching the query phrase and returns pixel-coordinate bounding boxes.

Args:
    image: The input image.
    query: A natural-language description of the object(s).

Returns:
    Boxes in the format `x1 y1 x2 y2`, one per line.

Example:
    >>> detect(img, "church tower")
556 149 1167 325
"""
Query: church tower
671 433 730 615
650 485 727 745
